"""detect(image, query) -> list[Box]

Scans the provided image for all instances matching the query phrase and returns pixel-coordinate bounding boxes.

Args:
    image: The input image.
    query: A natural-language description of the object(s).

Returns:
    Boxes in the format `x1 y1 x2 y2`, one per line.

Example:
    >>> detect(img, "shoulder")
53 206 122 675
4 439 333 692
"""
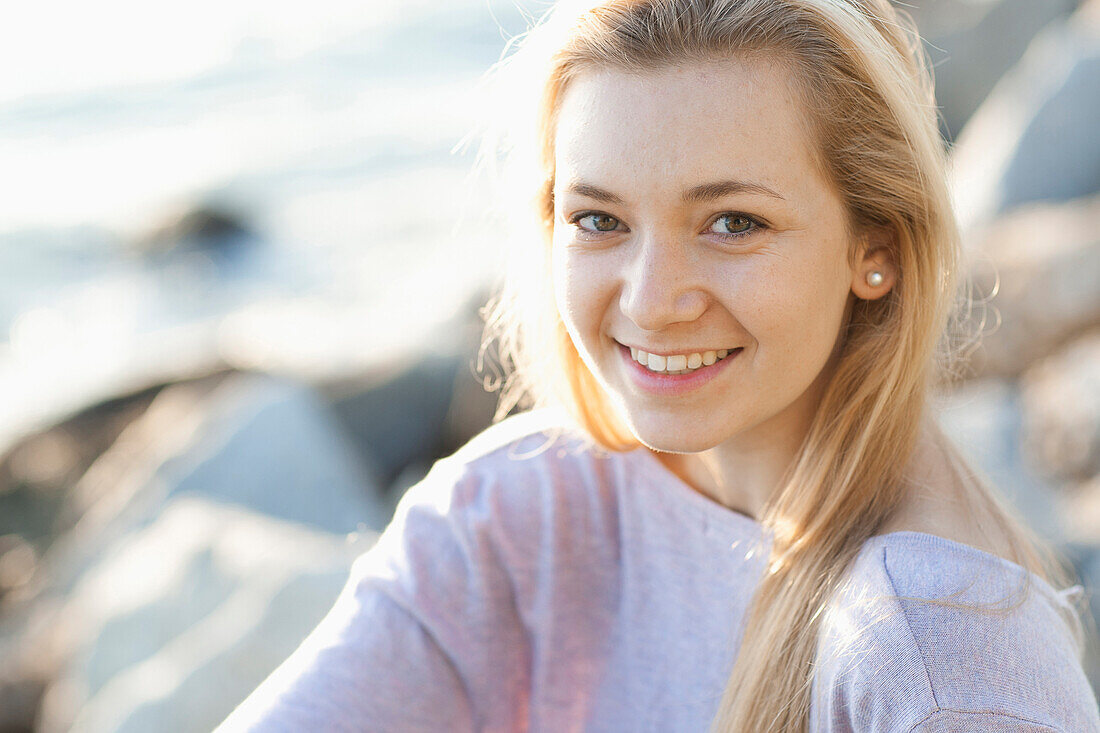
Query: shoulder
351 409 614 624
443 407 606 484
812 532 1098 732
376 409 639 574
408 407 631 519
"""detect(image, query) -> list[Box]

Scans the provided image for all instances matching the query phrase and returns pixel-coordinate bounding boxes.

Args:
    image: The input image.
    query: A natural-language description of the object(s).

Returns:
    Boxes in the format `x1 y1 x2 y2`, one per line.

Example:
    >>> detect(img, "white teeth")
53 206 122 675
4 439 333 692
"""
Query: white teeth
629 346 737 374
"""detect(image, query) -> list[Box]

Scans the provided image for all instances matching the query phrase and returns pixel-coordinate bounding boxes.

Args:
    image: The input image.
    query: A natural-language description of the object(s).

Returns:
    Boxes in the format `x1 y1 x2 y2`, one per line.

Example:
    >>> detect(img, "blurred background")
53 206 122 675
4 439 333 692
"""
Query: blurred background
0 0 1097 730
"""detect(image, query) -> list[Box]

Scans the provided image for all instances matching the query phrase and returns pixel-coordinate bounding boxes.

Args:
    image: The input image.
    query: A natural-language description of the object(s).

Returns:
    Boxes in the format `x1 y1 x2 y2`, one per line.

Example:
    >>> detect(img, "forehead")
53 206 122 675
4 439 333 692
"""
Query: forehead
553 57 829 201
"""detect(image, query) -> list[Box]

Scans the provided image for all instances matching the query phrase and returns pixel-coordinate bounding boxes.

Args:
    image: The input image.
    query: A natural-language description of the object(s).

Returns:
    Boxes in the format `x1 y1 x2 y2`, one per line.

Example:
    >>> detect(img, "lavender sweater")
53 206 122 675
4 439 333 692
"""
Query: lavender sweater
219 411 1100 732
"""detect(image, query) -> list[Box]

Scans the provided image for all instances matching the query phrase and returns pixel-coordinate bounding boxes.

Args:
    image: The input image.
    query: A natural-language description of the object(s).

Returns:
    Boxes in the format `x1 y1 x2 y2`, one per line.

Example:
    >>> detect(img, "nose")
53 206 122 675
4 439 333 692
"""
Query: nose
619 234 708 331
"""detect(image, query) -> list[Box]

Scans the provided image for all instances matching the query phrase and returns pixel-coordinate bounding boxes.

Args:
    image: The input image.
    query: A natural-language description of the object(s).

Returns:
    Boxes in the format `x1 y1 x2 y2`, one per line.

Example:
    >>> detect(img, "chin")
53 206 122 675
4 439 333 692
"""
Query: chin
622 414 725 454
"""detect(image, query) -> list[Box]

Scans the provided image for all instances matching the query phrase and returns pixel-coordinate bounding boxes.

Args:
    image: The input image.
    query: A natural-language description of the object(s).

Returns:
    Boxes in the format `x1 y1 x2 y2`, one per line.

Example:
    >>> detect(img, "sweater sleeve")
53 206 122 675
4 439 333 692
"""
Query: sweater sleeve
215 457 531 732
811 537 1100 733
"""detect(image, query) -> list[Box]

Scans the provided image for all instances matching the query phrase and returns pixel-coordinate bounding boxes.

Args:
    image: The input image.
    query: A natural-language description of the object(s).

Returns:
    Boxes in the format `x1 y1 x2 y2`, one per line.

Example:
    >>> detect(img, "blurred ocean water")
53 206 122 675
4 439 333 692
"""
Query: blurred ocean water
0 0 540 448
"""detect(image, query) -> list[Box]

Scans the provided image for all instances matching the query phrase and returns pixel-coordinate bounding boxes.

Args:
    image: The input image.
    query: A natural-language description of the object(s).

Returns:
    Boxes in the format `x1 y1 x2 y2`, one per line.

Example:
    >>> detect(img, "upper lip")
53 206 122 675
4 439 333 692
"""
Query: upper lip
615 340 740 356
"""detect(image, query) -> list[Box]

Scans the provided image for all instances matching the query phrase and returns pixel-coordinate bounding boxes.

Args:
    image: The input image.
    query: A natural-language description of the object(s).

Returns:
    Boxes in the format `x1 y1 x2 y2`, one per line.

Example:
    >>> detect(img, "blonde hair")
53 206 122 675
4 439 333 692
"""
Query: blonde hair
477 0 1084 729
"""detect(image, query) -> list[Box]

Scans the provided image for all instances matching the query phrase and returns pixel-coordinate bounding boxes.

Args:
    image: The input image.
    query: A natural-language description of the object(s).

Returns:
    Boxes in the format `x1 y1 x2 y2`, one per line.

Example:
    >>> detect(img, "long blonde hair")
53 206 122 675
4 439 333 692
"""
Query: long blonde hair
477 1 1083 729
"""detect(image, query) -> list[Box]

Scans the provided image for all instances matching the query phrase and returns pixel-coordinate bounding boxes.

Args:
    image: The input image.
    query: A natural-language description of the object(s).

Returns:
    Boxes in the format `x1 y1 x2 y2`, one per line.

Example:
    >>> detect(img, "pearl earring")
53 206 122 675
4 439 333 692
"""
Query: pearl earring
866 271 884 287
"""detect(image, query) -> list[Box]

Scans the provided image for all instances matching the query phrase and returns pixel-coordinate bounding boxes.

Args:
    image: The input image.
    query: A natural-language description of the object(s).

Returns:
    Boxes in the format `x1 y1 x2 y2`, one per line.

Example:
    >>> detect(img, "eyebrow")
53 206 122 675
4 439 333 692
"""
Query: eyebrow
563 182 625 205
683 179 785 203
562 179 785 205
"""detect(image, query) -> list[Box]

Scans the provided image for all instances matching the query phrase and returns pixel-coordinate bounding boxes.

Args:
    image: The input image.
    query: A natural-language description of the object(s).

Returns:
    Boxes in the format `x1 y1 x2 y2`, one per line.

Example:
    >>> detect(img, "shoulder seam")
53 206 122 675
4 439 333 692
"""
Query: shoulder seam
879 544 942 714
905 707 1063 733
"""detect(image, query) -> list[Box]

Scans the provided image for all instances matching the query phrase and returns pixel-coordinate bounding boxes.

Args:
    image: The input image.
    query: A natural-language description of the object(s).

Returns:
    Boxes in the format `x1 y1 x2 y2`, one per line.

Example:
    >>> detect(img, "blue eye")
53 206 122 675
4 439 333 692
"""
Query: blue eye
708 213 760 237
571 212 621 232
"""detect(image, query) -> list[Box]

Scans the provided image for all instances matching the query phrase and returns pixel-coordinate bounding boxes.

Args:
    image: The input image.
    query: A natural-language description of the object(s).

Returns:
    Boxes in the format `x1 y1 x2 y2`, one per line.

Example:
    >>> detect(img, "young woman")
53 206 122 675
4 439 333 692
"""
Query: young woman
221 0 1099 730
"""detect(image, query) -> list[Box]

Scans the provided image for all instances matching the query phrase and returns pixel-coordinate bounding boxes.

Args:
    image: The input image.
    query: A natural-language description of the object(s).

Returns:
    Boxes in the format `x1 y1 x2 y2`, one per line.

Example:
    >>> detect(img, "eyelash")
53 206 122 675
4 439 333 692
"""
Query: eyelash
707 213 765 240
566 210 767 241
566 211 622 238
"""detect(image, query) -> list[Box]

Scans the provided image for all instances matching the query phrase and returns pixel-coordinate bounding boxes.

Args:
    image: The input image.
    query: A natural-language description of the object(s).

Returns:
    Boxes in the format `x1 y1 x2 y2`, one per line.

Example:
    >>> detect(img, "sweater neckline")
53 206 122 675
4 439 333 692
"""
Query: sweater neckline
629 444 1082 605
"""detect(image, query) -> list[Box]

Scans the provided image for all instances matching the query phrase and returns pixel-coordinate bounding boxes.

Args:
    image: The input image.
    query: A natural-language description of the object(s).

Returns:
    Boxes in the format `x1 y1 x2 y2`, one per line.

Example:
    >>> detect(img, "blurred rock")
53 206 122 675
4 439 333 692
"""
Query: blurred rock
0 534 37 597
0 382 166 557
57 372 388 558
0 677 42 733
952 2 1100 231
155 373 389 532
1021 332 1100 484
134 202 257 266
963 194 1100 377
384 460 433 519
1061 473 1100 546
935 378 1063 541
33 496 375 733
907 0 1078 141
327 356 460 488
0 372 388 730
898 0 995 38
323 290 497 488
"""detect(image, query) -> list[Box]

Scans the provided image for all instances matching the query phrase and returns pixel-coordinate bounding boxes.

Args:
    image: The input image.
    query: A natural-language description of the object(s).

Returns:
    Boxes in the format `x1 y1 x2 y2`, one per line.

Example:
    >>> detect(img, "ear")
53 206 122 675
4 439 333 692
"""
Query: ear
850 228 897 301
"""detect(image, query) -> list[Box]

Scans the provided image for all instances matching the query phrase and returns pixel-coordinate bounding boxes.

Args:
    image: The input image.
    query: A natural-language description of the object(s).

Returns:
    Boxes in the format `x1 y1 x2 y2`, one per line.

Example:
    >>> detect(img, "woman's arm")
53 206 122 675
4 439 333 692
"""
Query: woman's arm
215 581 478 732
216 457 531 732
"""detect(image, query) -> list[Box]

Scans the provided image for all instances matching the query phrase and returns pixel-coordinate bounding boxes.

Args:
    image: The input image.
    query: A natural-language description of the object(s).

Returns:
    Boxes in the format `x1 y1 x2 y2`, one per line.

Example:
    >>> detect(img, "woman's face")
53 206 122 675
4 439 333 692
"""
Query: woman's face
552 57 881 455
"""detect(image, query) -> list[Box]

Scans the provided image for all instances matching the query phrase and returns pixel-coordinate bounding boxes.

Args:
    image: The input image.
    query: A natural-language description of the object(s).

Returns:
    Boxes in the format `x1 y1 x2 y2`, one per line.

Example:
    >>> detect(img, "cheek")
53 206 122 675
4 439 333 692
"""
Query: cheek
551 243 605 339
551 243 577 326
726 253 852 357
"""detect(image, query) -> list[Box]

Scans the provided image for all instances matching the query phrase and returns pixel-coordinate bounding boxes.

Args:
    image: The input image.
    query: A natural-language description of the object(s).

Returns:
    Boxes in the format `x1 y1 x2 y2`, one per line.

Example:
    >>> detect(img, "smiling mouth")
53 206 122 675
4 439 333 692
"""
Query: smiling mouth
626 344 742 375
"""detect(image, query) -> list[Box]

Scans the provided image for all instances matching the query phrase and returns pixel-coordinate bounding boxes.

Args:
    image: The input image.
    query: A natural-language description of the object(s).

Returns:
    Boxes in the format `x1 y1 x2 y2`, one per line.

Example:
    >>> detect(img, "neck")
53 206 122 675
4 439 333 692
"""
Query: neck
652 356 834 521
656 414 809 520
